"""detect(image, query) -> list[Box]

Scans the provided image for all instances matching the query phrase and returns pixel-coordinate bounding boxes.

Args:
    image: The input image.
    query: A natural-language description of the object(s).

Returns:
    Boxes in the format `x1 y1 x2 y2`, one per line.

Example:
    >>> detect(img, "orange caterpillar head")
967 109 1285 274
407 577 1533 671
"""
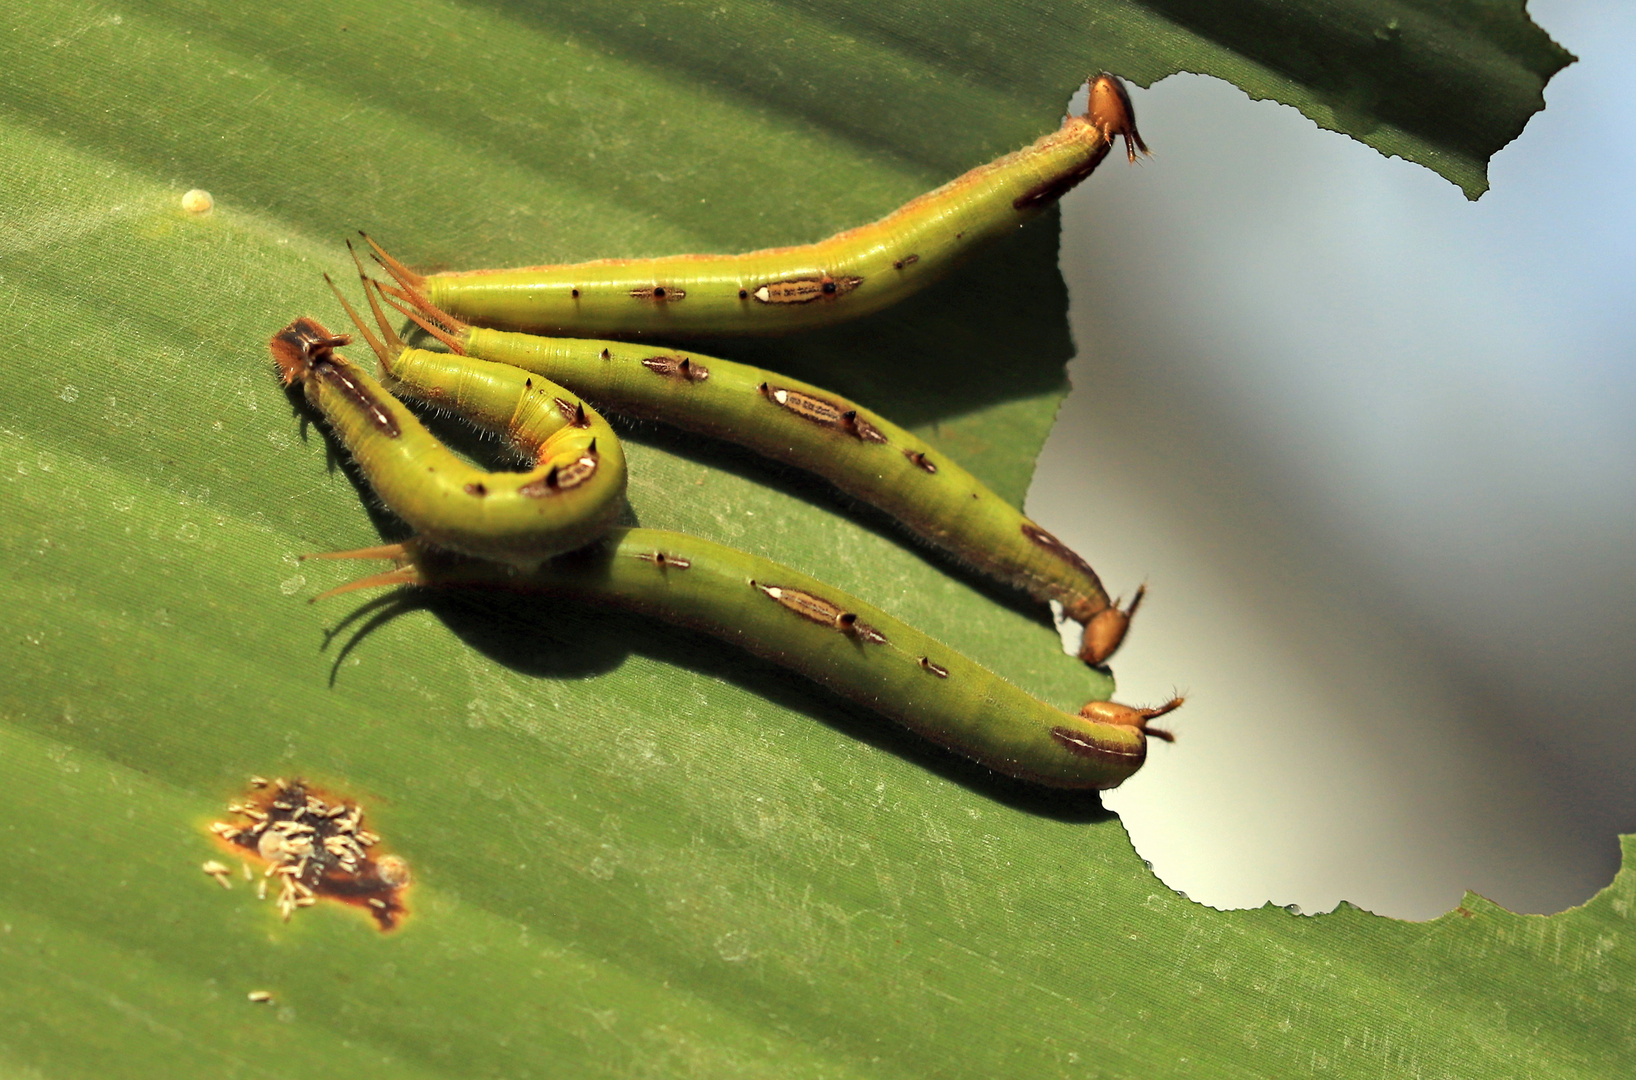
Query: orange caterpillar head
1080 696 1182 743
269 317 351 385
1077 584 1147 666
1088 72 1150 163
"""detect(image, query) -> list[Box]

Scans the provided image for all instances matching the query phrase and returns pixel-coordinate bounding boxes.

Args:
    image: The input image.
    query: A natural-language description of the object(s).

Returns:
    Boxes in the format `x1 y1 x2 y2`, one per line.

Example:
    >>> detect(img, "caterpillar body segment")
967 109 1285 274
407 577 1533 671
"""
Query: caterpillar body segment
384 306 1130 654
312 529 1175 790
379 74 1145 339
270 317 626 566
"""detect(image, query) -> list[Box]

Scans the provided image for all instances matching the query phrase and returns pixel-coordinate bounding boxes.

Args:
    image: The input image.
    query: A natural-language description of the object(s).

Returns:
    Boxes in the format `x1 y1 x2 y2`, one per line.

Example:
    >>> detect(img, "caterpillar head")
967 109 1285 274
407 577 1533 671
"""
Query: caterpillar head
1076 584 1147 665
1080 696 1181 743
1088 72 1150 164
270 317 350 385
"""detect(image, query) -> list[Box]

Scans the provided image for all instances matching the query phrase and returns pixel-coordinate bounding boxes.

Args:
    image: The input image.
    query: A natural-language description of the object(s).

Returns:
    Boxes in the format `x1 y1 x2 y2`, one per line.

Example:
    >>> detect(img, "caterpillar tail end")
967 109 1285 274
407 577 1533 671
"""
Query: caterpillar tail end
358 233 426 290
1087 73 1149 164
1081 695 1182 744
358 234 471 349
300 543 424 602
1076 584 1146 666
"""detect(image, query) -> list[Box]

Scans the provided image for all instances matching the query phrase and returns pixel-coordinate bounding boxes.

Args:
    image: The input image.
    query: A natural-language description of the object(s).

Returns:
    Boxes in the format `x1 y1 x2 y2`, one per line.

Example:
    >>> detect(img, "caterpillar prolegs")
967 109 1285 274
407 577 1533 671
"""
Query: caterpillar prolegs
375 74 1147 339
352 254 1141 663
309 530 1178 791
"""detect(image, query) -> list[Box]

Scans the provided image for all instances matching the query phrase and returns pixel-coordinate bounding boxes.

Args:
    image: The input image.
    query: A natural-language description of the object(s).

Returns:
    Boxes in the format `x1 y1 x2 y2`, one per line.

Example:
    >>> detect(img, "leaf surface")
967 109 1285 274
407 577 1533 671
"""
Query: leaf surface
0 1 1606 1077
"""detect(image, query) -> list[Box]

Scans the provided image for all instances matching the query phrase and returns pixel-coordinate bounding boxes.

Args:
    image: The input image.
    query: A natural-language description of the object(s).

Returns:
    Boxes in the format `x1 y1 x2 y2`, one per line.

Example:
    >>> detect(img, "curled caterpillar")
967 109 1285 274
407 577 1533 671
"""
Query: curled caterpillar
270 297 625 566
372 73 1146 339
348 255 1140 662
307 529 1178 790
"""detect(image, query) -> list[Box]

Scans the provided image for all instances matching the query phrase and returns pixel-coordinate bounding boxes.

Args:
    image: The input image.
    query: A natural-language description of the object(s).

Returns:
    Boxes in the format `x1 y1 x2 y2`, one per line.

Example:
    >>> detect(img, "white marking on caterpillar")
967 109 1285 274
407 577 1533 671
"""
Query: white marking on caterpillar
752 275 864 304
751 580 888 644
640 355 710 382
918 656 950 678
635 550 693 570
758 383 887 443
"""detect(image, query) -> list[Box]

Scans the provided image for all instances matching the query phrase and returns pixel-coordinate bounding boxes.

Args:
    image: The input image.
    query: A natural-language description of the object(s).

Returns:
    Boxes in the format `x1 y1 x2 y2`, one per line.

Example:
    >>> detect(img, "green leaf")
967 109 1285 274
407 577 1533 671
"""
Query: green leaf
0 1 1604 1077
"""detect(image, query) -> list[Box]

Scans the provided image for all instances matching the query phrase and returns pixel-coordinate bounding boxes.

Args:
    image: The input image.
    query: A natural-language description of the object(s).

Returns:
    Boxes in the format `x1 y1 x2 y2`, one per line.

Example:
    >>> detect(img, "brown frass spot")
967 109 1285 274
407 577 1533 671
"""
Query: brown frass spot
209 777 410 931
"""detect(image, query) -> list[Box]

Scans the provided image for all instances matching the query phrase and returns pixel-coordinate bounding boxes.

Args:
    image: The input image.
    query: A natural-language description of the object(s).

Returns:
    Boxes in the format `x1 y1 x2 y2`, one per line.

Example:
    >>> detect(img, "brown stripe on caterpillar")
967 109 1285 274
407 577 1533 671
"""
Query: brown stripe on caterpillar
555 398 591 427
750 580 887 644
313 358 400 438
1021 521 1098 579
917 656 949 678
752 275 863 305
903 450 936 474
1049 726 1139 761
641 354 710 382
629 285 684 302
518 441 600 497
270 320 400 438
633 550 692 570
760 382 844 425
758 383 885 442
892 255 920 270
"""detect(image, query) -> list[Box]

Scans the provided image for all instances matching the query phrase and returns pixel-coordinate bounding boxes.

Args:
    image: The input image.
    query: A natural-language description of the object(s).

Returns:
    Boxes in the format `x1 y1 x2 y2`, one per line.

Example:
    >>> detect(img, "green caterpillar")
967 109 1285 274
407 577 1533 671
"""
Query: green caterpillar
270 301 625 566
308 531 1176 790
268 74 1174 787
374 73 1147 339
347 255 1139 663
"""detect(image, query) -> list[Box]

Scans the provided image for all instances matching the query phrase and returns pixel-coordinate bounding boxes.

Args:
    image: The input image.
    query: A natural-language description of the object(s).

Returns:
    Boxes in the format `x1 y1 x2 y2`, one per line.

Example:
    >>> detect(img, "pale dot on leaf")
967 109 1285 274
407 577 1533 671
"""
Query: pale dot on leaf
181 189 213 214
